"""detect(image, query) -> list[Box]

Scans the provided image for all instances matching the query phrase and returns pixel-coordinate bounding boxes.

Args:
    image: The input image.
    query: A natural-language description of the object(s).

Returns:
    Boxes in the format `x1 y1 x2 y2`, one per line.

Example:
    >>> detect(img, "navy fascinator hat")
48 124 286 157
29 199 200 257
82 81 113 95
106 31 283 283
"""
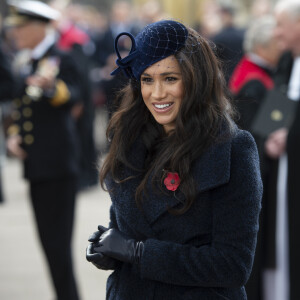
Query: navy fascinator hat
111 20 189 80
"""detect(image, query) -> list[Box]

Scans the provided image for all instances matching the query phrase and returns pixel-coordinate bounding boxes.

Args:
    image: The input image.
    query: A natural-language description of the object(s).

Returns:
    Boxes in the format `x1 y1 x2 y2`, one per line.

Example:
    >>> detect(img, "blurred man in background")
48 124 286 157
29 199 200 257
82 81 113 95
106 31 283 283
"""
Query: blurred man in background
263 1 300 300
229 15 282 300
5 1 81 299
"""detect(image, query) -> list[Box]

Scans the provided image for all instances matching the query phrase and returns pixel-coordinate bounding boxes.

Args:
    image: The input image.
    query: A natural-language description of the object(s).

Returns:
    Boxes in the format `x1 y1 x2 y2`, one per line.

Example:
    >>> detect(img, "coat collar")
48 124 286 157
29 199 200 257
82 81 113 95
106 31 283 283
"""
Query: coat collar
121 132 233 225
192 136 231 194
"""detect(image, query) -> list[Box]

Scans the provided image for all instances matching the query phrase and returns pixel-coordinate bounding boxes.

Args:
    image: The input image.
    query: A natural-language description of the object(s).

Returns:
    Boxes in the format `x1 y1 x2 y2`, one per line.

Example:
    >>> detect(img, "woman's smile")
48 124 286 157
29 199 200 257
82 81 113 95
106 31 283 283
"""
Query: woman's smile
153 102 174 112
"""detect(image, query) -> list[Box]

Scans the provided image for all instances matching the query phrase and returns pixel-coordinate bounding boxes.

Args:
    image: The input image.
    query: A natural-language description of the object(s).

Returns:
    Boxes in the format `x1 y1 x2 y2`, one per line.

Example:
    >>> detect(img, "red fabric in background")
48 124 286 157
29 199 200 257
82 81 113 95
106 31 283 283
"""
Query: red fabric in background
229 56 274 95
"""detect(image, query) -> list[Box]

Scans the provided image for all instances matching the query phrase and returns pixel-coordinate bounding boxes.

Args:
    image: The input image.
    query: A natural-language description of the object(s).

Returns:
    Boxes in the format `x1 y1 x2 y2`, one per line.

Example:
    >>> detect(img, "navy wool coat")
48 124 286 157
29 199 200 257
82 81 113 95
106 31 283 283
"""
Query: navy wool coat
105 128 263 300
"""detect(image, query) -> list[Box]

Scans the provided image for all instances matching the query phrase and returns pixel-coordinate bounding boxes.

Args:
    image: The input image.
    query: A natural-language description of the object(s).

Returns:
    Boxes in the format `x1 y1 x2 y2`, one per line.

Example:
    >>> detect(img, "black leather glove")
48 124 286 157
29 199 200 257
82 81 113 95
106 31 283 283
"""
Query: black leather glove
88 225 108 243
86 225 120 270
94 228 144 264
86 244 120 270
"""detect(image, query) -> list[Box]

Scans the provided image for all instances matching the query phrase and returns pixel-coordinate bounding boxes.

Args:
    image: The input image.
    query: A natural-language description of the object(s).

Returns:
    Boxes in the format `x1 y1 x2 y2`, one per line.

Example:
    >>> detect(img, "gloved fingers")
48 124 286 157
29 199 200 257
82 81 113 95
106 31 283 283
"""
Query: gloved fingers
86 244 104 262
91 261 106 270
91 261 114 270
88 225 109 242
88 230 102 242
86 244 95 261
92 256 121 270
87 252 104 262
86 244 94 256
99 228 115 242
86 244 119 270
95 228 141 264
97 225 109 234
92 240 105 254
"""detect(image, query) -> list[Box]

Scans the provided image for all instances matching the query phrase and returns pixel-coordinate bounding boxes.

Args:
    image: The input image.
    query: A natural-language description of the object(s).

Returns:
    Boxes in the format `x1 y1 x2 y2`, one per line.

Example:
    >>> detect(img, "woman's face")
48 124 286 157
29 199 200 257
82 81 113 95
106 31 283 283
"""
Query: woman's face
141 55 184 133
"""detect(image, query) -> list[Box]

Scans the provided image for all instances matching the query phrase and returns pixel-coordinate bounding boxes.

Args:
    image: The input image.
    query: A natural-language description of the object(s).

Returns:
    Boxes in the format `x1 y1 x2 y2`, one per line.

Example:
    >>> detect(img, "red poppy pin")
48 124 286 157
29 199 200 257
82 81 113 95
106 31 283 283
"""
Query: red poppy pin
164 172 180 191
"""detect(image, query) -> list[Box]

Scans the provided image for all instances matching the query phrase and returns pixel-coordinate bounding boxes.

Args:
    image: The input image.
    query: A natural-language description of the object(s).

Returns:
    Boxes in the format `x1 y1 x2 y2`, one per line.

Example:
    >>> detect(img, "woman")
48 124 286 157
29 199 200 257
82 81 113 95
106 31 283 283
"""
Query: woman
86 20 262 299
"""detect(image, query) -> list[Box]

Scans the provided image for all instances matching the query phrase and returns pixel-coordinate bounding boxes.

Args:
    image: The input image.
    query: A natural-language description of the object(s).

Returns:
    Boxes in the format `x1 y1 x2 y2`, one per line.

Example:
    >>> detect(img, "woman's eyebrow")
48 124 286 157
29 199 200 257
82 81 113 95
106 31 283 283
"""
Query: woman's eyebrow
141 73 151 77
160 72 181 76
141 72 181 77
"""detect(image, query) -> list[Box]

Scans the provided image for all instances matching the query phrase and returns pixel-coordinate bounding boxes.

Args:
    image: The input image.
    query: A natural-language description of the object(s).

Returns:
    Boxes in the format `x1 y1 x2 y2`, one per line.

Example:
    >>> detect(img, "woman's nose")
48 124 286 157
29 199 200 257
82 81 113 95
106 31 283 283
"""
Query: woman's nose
152 81 166 99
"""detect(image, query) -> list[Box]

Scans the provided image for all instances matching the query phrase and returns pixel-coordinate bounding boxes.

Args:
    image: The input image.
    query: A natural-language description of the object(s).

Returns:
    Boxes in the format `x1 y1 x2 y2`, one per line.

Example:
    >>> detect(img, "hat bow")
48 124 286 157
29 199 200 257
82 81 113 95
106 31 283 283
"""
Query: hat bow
111 32 138 78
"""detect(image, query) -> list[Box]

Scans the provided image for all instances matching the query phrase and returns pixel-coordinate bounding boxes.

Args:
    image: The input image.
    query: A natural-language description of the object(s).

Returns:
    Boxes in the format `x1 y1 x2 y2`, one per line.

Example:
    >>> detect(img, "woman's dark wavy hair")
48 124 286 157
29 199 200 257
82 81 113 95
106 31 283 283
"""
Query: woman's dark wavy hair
100 27 235 214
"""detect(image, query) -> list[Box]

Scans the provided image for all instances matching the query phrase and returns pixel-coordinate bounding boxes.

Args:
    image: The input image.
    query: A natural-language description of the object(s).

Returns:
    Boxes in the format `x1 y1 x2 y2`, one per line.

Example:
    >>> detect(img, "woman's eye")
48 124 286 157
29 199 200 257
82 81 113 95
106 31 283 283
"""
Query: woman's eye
141 77 153 83
166 77 177 82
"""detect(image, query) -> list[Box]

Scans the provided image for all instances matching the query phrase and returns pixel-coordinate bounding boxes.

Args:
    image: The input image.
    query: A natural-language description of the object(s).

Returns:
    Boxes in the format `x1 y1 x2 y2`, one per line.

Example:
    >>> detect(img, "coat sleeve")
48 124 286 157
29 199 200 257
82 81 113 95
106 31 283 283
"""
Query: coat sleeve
139 131 263 288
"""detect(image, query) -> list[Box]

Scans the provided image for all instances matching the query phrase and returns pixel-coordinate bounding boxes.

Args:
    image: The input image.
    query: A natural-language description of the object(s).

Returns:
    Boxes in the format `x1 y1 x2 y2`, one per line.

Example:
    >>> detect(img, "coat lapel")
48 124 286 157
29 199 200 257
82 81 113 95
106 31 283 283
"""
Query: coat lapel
193 137 231 194
143 137 232 224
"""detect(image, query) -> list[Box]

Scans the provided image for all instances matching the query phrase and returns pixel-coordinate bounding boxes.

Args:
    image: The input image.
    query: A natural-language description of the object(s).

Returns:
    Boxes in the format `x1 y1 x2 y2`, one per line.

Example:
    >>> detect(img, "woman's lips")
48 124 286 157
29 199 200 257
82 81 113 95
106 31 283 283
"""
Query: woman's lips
152 102 174 113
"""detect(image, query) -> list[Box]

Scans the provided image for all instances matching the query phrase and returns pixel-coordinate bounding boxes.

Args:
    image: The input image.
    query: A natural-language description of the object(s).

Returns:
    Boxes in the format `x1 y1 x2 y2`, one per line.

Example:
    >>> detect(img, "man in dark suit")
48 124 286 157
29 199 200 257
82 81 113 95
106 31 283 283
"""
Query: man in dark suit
263 1 300 299
5 1 81 299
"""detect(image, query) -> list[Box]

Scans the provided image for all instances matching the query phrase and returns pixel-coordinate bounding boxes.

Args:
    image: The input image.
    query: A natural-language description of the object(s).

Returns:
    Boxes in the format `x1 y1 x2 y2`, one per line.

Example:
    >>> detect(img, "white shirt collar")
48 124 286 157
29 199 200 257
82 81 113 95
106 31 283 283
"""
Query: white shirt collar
247 53 272 69
31 29 57 60
288 56 300 101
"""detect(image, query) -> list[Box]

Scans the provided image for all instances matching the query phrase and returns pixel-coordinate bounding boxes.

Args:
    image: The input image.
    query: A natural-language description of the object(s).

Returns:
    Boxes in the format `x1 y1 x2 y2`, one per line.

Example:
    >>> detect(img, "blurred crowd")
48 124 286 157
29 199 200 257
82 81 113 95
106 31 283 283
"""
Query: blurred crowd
0 0 300 299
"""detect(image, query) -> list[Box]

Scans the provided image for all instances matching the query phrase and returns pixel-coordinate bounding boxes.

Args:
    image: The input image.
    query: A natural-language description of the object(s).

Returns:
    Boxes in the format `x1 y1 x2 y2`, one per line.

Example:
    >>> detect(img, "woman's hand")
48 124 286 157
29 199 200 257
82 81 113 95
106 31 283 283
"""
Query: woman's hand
86 225 120 270
86 244 120 270
94 228 144 264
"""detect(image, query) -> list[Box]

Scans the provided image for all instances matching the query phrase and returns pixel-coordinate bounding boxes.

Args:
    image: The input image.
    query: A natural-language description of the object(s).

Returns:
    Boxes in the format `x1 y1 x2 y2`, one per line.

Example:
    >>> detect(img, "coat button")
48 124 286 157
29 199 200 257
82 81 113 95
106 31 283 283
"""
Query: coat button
22 95 32 105
24 134 34 145
23 121 33 132
7 124 20 136
23 107 32 117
